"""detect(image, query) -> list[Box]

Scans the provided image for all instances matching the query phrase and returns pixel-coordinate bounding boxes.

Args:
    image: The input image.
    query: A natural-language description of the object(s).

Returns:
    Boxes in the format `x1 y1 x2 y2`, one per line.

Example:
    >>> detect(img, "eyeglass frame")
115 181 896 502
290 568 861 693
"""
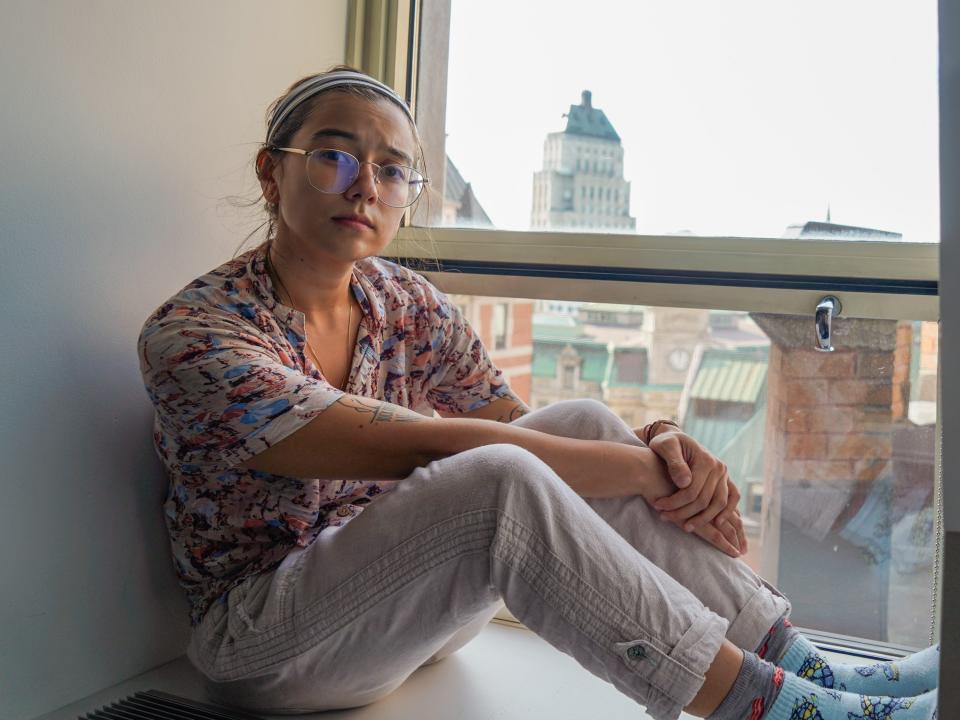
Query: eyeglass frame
267 145 429 208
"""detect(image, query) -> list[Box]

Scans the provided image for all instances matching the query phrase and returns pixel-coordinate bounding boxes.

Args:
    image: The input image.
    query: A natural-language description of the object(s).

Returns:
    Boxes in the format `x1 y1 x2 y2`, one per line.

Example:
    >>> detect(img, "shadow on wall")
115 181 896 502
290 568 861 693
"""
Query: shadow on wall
124 403 194 629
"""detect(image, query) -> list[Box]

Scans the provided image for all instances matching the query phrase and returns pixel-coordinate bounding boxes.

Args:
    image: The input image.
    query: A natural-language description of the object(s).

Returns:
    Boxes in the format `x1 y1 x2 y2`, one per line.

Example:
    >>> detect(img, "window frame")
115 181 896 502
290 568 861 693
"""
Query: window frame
350 0 944 660
389 227 938 322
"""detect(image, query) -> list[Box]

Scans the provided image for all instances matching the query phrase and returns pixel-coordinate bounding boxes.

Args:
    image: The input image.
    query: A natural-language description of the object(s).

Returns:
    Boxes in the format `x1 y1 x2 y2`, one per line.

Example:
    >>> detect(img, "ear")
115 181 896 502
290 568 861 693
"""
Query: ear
256 149 281 205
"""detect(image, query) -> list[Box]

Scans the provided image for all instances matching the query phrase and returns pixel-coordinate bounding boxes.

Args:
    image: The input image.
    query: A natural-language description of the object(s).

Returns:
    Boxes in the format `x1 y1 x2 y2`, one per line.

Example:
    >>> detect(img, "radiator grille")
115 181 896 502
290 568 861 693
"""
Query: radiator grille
79 690 265 720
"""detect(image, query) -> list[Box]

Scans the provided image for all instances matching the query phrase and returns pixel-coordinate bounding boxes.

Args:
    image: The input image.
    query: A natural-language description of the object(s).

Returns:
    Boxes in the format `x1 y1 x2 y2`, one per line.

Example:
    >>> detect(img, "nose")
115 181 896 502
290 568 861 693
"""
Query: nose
345 161 379 205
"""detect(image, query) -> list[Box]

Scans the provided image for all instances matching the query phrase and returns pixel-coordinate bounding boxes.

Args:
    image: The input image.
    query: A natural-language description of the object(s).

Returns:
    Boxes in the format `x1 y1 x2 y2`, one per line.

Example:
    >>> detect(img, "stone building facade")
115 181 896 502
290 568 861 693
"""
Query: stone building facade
531 90 636 231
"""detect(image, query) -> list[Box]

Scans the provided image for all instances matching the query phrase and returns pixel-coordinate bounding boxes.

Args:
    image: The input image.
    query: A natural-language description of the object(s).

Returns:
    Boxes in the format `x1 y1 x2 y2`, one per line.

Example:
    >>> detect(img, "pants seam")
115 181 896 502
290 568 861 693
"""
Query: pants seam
201 510 501 678
491 512 710 699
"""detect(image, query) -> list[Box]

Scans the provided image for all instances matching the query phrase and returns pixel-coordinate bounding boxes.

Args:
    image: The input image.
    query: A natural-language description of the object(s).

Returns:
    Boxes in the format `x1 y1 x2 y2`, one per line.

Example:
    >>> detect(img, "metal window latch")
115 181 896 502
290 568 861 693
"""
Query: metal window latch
815 295 842 352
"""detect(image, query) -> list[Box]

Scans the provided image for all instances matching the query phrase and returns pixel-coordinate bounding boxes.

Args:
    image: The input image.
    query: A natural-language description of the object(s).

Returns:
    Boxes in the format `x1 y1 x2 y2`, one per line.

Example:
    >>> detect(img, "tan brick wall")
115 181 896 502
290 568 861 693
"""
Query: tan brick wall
509 373 531 404
511 303 533 347
495 355 531 370
752 315 913 583
891 322 913 420
478 303 492 348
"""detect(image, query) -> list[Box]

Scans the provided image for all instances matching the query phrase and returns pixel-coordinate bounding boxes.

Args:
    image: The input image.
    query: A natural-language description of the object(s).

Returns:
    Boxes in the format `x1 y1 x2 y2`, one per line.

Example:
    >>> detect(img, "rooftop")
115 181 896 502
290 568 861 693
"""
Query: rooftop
563 90 621 142
781 220 901 240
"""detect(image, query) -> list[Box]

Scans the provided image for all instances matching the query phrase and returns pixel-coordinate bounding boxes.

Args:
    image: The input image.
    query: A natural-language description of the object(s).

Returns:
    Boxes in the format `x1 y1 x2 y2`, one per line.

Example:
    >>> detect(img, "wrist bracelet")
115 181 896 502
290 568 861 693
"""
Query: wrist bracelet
645 419 680 443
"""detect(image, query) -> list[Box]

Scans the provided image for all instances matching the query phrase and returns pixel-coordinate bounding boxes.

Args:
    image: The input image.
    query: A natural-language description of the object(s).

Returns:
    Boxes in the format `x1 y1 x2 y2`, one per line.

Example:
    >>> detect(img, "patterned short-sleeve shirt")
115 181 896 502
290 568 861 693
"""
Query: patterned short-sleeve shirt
138 243 513 625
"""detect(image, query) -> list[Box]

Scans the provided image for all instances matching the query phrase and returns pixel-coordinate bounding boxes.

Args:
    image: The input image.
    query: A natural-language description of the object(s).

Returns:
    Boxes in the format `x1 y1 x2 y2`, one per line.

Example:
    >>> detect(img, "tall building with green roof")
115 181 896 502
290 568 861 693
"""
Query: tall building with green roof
531 90 636 231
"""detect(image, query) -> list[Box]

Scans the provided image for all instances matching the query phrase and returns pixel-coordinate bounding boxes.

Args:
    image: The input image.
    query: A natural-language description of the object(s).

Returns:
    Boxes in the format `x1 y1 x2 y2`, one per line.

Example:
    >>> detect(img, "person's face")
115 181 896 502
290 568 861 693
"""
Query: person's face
259 93 418 263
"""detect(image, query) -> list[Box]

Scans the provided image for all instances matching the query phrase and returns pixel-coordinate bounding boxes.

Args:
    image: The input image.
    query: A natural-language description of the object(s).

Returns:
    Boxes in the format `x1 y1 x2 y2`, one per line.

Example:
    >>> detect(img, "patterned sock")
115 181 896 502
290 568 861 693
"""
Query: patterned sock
778 634 941 697
754 614 798 666
707 650 939 720
762 676 938 720
706 649 783 720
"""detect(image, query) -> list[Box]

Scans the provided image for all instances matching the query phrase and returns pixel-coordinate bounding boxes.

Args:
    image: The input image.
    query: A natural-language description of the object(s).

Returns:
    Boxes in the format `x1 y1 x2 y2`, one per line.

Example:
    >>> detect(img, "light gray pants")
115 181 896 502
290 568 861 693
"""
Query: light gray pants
188 399 790 720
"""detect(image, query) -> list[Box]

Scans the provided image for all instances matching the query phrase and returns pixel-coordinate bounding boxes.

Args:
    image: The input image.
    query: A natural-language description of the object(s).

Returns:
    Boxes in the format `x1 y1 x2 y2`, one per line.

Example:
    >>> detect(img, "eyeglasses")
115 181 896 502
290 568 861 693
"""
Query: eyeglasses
269 146 427 208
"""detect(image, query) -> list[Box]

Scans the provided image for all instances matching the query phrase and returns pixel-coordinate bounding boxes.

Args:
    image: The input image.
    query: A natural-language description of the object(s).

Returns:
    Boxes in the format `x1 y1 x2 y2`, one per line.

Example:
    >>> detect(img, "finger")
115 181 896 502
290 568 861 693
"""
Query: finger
714 505 736 525
660 492 711 526
652 468 707 510
711 479 740 527
718 510 747 556
650 435 693 489
716 517 740 554
664 463 723 526
665 457 693 489
654 486 699 512
684 474 729 531
734 514 748 554
695 524 740 557
726 477 741 505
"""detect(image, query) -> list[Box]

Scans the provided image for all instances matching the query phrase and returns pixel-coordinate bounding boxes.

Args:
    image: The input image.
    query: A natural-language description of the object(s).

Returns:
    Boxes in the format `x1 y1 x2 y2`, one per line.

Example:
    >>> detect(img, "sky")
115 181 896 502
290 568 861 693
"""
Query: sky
442 0 940 242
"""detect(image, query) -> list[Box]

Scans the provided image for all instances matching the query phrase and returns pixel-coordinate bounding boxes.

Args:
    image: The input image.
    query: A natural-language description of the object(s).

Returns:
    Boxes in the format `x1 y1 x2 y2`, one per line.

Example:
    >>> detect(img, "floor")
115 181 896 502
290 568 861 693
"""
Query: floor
36 621 898 720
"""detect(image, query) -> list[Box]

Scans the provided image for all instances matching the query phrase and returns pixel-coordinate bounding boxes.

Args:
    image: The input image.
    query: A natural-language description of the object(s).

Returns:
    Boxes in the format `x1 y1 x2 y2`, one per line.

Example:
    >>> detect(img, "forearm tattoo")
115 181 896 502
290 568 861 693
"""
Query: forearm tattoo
335 396 426 424
495 400 531 423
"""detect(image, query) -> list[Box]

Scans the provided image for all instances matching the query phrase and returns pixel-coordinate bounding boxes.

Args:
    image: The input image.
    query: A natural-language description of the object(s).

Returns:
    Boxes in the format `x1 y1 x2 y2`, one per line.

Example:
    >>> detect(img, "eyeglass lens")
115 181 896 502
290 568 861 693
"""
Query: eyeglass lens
306 149 424 207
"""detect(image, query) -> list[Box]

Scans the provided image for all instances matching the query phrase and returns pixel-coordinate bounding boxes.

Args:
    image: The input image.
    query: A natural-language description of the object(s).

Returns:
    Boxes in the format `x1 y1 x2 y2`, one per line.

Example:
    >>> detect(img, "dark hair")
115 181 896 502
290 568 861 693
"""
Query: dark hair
232 64 431 256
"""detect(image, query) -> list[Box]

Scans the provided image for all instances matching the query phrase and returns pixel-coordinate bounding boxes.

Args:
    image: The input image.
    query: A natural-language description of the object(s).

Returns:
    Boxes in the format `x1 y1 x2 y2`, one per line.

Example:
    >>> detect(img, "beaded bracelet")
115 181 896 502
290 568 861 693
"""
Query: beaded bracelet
641 419 680 444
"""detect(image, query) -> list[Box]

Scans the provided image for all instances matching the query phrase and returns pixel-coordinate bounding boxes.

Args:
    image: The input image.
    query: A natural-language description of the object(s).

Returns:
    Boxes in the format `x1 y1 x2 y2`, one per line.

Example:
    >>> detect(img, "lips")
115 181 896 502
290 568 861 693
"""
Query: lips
333 214 374 229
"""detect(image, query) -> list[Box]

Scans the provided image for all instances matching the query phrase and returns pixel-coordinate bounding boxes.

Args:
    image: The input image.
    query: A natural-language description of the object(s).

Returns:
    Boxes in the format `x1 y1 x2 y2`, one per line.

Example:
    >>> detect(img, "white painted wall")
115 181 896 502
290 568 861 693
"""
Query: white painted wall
0 3 346 718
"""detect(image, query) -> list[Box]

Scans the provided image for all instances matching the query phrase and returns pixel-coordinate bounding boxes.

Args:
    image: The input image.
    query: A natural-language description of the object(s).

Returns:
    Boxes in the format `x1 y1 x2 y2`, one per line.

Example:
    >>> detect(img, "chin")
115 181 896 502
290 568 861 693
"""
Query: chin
332 235 392 262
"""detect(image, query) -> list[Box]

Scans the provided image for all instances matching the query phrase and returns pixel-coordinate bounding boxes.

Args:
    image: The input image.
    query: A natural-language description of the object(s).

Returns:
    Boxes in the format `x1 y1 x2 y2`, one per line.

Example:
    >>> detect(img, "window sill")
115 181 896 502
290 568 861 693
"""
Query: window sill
33 622 913 720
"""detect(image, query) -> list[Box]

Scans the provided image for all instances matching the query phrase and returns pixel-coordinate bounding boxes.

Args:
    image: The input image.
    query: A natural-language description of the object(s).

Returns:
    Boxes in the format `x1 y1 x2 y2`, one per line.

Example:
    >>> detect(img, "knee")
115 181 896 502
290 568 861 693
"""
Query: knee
515 398 596 434
545 398 626 438
486 445 586 518
459 444 566 501
566 398 617 424
466 443 551 478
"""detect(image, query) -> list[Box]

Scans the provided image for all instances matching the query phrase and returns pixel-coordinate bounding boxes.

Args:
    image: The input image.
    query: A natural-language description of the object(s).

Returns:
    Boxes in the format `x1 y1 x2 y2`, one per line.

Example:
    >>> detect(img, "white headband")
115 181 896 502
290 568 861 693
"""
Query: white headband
266 70 414 145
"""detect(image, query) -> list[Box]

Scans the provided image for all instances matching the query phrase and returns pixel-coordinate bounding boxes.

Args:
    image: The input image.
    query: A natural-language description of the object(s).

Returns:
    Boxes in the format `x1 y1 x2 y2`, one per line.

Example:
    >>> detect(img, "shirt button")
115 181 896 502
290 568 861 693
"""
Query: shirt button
627 644 646 660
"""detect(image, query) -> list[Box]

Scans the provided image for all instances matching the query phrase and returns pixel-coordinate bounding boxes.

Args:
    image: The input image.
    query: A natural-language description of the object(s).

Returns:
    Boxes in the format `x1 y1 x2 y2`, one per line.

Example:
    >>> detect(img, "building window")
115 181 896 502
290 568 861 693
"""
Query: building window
562 365 576 389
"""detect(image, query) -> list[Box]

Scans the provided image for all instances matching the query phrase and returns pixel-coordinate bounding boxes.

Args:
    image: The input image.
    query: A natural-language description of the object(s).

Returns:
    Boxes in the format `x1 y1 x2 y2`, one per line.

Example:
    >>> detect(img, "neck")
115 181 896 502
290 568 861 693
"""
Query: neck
267 238 355 317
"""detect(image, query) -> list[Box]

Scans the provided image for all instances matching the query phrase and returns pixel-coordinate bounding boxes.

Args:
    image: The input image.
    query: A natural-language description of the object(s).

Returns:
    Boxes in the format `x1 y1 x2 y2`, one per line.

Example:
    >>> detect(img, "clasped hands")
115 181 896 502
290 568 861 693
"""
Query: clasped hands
636 427 748 558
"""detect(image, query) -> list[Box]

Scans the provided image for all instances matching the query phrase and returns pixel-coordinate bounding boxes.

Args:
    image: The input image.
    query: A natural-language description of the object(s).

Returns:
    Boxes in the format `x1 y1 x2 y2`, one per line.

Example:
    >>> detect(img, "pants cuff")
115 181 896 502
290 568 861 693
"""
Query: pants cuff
725 576 792 653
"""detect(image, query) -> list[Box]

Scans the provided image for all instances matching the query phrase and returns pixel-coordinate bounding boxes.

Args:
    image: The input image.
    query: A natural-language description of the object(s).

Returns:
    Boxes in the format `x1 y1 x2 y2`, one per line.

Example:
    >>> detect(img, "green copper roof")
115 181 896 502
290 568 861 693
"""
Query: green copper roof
681 347 770 490
689 349 768 403
564 90 621 142
682 416 749 456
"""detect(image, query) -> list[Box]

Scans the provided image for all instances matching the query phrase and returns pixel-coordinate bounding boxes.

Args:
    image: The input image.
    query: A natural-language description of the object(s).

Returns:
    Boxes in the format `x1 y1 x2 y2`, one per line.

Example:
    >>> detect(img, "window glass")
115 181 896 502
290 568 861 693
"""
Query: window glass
493 302 509 350
453 293 941 646
426 0 939 243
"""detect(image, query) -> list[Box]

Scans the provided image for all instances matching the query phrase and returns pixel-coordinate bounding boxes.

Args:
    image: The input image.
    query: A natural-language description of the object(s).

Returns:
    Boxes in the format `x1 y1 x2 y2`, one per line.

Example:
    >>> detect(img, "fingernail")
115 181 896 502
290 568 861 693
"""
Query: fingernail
684 523 694 532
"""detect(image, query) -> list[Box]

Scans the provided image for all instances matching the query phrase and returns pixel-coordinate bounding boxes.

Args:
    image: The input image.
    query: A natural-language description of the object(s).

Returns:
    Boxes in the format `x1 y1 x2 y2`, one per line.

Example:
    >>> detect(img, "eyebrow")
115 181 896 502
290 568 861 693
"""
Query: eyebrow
309 128 414 166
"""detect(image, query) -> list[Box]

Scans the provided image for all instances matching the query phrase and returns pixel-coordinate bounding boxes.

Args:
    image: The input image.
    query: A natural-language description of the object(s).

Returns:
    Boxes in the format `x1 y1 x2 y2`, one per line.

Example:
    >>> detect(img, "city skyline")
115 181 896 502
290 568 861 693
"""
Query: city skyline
443 0 940 243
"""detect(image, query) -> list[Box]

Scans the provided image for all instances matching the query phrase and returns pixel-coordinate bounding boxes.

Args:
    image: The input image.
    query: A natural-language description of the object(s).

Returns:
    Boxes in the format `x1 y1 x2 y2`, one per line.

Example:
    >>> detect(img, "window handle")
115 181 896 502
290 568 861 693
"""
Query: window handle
815 295 842 352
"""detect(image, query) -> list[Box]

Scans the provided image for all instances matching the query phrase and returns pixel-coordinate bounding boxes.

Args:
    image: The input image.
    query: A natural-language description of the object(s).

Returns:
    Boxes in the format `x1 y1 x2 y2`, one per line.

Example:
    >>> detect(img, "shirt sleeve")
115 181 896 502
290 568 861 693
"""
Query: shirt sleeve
421 290 514 415
138 310 344 472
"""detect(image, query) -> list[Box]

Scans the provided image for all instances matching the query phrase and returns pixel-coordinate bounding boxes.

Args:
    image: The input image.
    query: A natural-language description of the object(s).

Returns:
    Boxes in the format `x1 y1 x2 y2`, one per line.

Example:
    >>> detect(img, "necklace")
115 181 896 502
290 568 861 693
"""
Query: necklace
265 247 354 390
